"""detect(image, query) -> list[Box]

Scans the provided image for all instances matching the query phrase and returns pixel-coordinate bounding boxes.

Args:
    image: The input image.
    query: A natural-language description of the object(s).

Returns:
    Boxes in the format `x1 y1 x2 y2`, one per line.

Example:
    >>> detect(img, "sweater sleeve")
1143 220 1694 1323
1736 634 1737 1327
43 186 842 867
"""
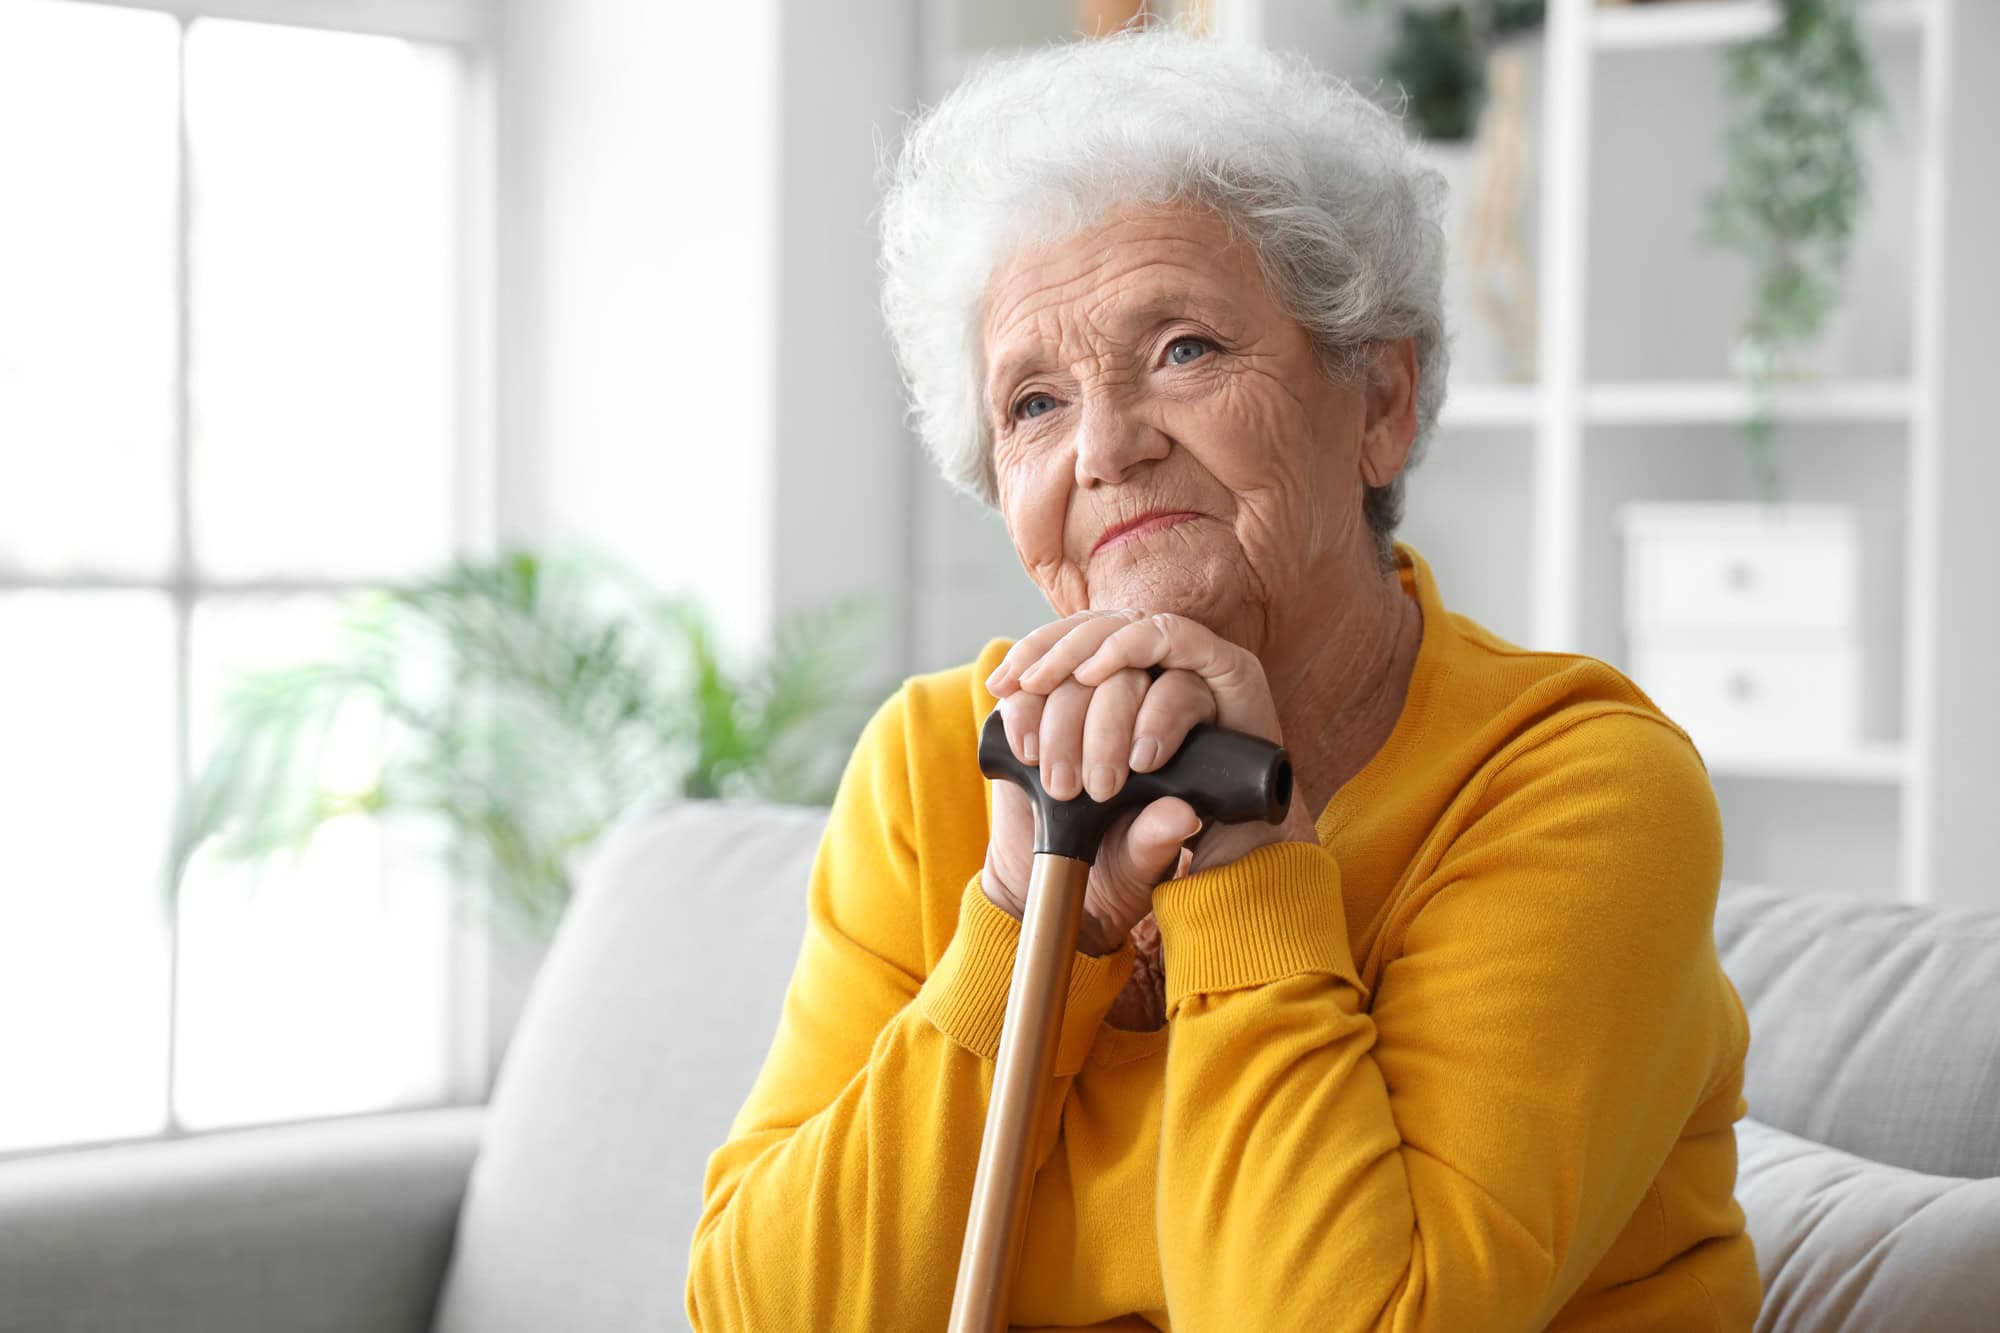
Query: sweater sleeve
1149 710 1743 1331
685 686 1137 1331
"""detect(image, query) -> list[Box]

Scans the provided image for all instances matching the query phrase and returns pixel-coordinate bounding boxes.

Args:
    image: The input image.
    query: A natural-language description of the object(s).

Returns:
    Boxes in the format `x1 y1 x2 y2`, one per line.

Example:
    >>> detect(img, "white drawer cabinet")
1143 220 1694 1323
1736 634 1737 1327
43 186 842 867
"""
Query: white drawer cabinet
1618 503 1863 756
1621 504 1858 635
1627 638 1859 757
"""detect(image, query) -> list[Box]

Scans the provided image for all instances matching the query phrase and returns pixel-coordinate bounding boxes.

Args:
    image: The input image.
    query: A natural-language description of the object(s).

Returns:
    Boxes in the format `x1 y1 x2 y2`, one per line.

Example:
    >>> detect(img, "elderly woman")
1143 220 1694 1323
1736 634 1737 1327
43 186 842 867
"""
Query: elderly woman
688 27 1759 1333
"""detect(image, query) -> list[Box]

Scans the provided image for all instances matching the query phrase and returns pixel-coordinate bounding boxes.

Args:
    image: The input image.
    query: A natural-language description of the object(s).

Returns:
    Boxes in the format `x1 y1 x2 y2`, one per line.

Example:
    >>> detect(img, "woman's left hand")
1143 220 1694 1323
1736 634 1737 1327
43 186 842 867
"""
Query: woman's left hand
987 610 1321 876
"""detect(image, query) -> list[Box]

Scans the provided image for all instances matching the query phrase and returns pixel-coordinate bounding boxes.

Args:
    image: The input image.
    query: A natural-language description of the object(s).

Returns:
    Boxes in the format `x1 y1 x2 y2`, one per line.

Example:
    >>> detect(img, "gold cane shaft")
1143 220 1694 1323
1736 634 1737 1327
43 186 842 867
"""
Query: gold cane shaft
946 852 1092 1333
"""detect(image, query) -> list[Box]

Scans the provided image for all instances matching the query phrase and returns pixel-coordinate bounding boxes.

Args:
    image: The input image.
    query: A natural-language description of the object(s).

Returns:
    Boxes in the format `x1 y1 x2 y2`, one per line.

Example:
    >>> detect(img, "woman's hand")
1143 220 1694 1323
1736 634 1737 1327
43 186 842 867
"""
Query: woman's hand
980 610 1320 955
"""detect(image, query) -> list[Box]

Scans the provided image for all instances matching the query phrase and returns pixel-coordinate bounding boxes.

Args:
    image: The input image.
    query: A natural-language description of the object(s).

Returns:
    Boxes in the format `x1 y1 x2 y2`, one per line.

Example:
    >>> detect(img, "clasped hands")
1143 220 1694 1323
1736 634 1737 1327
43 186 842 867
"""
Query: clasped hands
981 609 1320 956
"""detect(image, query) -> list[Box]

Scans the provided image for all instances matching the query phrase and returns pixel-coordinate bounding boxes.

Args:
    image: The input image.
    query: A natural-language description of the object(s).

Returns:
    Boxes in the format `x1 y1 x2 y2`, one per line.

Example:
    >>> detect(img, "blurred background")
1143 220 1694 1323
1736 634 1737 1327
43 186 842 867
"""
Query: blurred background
1 0 1994 1161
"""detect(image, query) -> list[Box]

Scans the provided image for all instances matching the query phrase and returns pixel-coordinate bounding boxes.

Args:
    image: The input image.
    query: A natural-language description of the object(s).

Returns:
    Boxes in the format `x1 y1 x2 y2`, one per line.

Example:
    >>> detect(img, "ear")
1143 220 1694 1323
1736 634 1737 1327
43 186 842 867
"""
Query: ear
1358 337 1419 488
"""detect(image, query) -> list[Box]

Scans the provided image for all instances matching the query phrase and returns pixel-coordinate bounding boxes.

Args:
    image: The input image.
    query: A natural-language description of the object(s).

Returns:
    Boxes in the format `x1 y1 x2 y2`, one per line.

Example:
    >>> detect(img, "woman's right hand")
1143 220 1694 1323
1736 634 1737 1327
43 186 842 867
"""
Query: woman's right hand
980 662 1207 957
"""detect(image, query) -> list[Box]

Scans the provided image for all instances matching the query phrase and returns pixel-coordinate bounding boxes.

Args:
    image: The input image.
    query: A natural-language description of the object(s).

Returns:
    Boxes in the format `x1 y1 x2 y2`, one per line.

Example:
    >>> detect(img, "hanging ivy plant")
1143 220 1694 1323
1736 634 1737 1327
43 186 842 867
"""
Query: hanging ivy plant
1702 0 1886 504
1341 0 1884 502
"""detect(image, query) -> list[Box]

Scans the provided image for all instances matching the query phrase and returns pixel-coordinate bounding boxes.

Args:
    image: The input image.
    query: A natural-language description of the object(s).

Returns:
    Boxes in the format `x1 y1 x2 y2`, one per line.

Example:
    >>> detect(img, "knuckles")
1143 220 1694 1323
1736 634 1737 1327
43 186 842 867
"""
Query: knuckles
1002 607 1252 747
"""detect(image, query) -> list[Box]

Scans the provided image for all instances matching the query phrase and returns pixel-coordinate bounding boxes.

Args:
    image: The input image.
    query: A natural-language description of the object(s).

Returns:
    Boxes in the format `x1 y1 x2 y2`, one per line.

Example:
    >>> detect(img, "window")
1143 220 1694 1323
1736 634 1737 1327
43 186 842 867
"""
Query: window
0 0 489 1153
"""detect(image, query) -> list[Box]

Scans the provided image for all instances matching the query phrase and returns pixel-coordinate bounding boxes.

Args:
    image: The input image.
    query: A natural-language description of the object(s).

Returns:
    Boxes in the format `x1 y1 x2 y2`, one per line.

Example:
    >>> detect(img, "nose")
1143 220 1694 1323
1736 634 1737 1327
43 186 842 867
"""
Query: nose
1073 396 1170 489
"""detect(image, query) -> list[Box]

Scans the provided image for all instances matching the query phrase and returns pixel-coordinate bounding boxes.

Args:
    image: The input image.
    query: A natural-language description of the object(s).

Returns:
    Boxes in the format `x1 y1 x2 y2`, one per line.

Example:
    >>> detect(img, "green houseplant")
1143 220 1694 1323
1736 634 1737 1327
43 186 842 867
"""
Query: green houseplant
1342 0 1545 142
168 549 880 938
1702 0 1886 504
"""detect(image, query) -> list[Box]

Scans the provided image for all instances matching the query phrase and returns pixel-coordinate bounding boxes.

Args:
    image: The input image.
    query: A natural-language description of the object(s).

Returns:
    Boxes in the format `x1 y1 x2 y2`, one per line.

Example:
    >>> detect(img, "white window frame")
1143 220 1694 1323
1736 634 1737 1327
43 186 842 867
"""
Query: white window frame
0 0 500 1157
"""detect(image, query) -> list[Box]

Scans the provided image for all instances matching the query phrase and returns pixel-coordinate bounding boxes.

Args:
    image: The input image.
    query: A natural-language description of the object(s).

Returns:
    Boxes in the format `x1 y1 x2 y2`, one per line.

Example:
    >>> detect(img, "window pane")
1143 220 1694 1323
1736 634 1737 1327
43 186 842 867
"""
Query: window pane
0 1 177 578
186 20 457 582
0 593 174 1152
177 594 453 1129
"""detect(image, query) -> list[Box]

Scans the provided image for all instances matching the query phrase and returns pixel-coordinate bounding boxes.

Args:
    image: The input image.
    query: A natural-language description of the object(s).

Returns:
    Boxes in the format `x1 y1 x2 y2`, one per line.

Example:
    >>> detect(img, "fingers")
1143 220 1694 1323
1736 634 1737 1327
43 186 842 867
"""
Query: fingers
994 613 1126 765
984 615 1082 699
1036 677 1093 800
997 653 1223 780
981 775 1034 908
1011 611 1141 695
986 610 1131 697
997 689 1046 765
1068 613 1281 742
1100 795 1202 892
1081 667 1150 801
1000 666 1216 797
993 609 1277 788
1128 668 1216 772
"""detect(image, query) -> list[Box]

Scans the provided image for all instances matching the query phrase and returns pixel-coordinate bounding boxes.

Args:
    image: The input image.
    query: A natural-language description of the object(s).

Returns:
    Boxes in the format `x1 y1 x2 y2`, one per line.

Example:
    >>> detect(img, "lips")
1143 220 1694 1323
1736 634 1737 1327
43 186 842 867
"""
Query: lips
1092 509 1202 556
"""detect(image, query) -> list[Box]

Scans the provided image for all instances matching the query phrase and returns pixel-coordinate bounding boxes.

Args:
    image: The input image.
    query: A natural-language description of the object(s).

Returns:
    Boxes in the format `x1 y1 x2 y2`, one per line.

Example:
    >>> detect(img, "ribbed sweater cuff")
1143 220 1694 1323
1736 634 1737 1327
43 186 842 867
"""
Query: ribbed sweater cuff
918 876 1136 1078
1151 840 1360 1014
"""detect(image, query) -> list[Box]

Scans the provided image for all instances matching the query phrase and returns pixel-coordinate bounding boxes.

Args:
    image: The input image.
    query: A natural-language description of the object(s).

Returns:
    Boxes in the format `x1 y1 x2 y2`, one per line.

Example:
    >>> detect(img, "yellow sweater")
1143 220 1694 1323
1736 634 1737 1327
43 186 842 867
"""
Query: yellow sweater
687 542 1761 1331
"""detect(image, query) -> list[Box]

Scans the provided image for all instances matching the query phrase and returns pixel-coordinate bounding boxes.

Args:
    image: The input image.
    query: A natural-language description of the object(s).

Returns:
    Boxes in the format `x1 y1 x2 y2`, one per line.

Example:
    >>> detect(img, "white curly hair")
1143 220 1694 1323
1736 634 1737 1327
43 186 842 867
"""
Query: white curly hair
875 21 1454 572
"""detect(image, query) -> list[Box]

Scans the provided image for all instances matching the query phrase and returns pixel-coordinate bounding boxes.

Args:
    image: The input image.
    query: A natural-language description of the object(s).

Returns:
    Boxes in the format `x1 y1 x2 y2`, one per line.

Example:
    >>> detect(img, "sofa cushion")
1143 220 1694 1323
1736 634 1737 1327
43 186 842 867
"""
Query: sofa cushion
1714 880 2000 1179
433 799 827 1333
1735 1116 2000 1332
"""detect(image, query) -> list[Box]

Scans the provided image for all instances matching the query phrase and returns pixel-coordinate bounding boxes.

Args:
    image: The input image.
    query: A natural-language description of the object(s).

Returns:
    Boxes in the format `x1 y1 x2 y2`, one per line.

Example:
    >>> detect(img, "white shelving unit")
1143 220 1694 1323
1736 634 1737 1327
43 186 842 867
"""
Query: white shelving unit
1427 0 1996 906
1591 0 1925 49
906 0 1999 906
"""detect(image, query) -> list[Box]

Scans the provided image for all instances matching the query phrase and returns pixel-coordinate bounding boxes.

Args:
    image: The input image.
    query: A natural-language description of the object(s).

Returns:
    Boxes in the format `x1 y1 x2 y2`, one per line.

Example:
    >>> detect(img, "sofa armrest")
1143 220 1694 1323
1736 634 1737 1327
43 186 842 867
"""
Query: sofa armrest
0 1105 485 1333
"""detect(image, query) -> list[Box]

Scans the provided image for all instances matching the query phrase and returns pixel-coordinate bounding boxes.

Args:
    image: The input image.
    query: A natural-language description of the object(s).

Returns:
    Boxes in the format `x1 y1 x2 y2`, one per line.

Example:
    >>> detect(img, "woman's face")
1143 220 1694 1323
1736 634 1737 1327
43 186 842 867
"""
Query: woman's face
979 204 1415 655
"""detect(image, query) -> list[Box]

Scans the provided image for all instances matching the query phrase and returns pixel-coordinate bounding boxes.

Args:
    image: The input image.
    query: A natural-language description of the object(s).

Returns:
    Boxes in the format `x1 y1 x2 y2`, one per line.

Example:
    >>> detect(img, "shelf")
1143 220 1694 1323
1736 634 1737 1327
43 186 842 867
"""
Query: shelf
1440 379 1912 428
1592 0 1927 52
1704 742 1907 784
1584 379 1914 426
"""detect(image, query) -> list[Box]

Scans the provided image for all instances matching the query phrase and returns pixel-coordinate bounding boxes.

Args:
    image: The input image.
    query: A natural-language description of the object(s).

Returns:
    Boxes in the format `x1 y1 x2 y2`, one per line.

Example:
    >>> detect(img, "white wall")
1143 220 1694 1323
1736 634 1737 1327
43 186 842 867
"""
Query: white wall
479 0 925 1074
771 0 922 666
497 0 916 667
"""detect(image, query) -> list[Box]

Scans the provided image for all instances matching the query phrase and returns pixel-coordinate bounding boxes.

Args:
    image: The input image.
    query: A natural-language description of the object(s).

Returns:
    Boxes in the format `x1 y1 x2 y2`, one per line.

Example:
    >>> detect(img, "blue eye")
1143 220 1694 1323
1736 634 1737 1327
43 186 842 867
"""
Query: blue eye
1166 336 1211 366
1015 392 1057 421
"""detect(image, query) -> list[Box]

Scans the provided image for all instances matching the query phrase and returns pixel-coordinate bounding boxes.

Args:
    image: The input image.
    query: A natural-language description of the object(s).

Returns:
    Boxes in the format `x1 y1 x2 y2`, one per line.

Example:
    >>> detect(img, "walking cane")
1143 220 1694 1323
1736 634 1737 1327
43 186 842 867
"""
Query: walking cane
947 707 1292 1333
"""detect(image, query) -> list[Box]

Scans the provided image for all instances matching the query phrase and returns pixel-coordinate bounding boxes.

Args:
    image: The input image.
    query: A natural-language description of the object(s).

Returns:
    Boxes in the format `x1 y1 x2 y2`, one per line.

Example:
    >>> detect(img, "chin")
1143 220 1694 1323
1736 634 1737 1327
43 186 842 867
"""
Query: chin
1087 557 1244 635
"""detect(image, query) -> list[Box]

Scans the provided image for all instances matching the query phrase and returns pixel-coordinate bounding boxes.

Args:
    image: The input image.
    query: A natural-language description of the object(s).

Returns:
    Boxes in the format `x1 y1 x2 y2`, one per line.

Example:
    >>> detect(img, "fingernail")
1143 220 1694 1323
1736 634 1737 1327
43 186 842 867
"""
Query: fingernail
1087 764 1118 800
1021 731 1038 763
1129 736 1159 771
1047 760 1075 798
986 664 1011 692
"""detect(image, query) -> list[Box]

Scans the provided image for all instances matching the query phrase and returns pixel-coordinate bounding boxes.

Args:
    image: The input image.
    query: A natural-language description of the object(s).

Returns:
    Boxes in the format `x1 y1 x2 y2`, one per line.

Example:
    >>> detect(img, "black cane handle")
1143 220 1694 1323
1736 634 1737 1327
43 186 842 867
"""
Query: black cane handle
976 708 1293 862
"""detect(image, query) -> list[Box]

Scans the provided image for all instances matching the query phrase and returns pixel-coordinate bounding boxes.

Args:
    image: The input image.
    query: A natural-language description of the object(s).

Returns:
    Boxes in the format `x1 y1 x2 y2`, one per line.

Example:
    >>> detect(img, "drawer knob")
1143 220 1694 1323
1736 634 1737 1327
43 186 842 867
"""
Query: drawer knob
1724 560 1756 591
1726 671 1758 701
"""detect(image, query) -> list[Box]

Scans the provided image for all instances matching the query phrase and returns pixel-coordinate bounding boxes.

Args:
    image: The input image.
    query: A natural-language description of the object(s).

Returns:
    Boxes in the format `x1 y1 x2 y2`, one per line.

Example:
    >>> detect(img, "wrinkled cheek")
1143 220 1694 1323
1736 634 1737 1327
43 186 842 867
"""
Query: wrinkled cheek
997 463 1083 610
1212 398 1332 550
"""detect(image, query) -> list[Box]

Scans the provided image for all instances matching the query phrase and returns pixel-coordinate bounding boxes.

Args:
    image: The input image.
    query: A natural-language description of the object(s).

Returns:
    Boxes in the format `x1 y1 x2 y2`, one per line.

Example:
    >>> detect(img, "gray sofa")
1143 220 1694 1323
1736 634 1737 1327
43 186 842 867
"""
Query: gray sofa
2 799 1995 1331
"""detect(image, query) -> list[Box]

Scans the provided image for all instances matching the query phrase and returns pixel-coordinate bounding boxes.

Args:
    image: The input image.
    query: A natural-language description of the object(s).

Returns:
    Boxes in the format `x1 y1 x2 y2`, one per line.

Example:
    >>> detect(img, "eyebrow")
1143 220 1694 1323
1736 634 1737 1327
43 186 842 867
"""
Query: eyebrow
984 287 1244 416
